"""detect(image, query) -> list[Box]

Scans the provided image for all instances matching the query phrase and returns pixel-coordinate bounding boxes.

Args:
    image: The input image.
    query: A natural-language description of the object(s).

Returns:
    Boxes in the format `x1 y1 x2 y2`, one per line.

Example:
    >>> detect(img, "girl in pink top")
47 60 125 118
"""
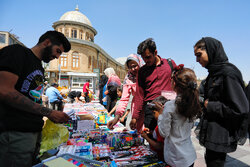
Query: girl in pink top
107 54 144 132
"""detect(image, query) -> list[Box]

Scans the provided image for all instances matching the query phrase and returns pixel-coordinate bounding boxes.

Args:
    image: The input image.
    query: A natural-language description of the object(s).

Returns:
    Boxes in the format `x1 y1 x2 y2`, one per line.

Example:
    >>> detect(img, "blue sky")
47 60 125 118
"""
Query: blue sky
1 0 250 82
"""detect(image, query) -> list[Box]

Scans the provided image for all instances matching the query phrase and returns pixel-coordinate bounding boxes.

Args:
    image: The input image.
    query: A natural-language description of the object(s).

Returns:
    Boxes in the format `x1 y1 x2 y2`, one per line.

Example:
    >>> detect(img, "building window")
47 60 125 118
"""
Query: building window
99 61 102 73
65 29 69 37
93 57 97 69
90 35 94 42
88 56 92 68
117 71 120 78
104 63 107 71
72 52 79 69
9 37 14 45
102 62 105 73
58 28 63 33
71 29 77 38
0 34 6 43
59 54 67 68
72 77 92 88
86 32 89 41
80 30 83 39
51 72 56 78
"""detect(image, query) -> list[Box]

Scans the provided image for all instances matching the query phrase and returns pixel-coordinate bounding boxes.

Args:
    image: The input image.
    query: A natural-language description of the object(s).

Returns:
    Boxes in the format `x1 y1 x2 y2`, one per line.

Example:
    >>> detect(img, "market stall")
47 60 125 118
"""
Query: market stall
34 102 167 167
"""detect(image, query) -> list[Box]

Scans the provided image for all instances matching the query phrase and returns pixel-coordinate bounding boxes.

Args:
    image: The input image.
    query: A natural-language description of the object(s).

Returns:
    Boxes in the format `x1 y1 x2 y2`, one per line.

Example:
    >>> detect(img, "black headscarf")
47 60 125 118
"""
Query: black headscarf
99 75 108 105
99 75 108 88
203 37 244 88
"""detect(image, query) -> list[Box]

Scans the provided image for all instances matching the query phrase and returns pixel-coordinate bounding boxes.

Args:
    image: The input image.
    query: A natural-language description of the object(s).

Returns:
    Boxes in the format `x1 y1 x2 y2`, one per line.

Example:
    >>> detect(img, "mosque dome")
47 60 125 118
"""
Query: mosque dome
59 6 92 26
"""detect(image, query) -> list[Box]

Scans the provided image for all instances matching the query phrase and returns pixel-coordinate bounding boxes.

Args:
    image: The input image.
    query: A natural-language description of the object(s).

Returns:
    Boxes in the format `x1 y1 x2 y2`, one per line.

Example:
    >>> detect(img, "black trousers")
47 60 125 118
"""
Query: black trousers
205 148 227 167
50 100 63 111
144 104 157 131
106 97 117 113
84 92 90 103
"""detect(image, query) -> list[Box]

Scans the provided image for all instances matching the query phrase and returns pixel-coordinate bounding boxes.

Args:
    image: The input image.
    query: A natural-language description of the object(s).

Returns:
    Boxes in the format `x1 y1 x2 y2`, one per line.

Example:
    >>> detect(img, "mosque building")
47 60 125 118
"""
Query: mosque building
46 6 127 92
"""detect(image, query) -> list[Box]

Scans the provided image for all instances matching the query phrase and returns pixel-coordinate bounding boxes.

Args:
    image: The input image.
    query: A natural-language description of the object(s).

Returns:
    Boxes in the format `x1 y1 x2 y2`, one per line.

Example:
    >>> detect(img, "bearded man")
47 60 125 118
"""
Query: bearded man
0 31 71 166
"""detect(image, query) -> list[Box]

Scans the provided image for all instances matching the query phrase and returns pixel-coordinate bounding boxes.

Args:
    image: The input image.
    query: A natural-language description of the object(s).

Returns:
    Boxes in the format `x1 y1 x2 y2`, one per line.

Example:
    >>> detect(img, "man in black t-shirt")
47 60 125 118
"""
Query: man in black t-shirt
0 31 71 166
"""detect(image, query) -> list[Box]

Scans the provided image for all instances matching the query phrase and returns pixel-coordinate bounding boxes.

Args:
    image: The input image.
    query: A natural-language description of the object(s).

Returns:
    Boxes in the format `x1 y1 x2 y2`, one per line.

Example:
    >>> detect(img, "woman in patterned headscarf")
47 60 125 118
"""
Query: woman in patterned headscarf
107 53 144 131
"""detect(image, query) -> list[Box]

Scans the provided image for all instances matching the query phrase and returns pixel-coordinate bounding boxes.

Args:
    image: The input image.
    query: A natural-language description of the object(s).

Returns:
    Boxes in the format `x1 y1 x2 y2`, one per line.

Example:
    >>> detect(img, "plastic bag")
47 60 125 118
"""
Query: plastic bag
40 119 69 154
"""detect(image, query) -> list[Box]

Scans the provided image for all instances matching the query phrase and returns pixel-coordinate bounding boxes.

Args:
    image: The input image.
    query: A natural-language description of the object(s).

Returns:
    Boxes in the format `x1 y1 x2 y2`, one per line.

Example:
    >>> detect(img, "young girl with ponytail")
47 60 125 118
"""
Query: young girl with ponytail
157 65 201 167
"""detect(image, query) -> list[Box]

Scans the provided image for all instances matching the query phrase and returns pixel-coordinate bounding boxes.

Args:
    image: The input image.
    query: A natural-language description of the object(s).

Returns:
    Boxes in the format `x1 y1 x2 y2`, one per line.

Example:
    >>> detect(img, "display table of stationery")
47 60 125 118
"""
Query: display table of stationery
34 102 167 167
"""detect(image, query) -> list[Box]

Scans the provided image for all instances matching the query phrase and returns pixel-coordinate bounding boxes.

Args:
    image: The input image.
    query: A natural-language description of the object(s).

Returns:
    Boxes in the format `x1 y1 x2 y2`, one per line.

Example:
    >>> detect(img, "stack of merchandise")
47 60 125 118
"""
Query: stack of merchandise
39 102 167 166
57 138 93 160
112 146 162 166
61 129 143 151
92 144 111 160
63 103 107 117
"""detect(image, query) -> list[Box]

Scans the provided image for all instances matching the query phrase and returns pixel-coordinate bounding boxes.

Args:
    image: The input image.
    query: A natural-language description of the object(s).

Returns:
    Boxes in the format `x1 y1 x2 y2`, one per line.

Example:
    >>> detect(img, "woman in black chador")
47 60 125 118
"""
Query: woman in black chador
194 37 249 167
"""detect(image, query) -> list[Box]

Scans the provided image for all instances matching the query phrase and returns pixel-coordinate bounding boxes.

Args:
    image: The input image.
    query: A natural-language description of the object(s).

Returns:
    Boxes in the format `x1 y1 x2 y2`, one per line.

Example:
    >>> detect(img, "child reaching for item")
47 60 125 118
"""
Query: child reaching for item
107 87 122 117
141 96 168 161
108 87 130 126
157 65 201 167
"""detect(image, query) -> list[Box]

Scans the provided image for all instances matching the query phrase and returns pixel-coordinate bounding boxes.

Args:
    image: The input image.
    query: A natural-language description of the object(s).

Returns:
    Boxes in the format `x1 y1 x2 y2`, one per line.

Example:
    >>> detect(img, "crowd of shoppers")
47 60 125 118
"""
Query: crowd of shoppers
0 31 248 167
107 37 249 167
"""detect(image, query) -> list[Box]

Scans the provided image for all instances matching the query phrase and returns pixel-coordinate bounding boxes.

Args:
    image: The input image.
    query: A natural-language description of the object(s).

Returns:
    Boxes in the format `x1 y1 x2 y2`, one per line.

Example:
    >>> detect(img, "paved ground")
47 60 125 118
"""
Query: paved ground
191 129 250 167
